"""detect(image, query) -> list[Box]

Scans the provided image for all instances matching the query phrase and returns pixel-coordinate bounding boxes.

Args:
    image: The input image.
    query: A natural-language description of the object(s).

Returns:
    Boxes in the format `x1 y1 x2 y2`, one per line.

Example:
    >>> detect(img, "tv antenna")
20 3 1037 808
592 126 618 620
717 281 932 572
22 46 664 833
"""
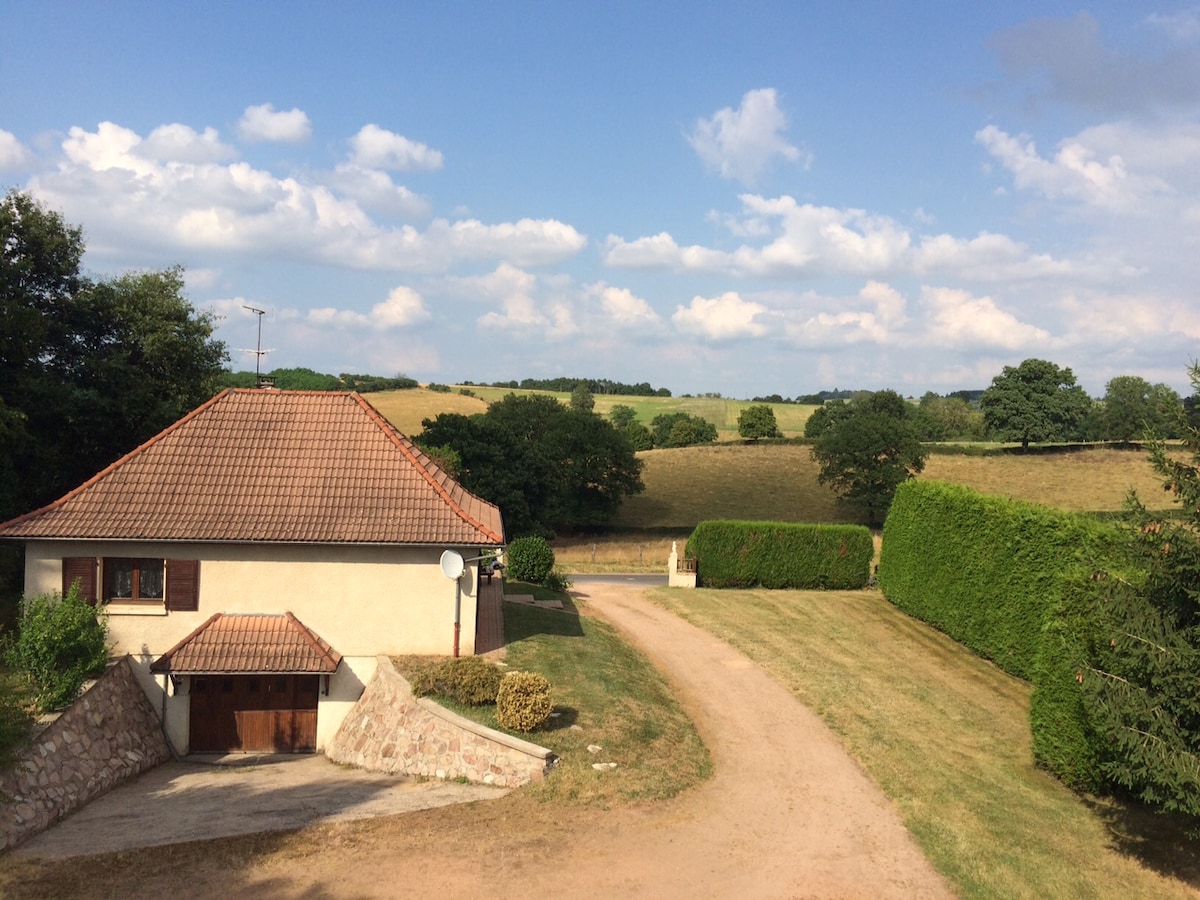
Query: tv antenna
239 305 275 386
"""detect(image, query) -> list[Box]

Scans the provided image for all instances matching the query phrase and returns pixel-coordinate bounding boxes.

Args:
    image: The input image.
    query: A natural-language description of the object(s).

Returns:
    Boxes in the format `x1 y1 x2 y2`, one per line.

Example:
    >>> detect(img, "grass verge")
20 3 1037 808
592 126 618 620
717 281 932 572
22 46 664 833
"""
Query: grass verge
649 586 1200 898
398 594 710 806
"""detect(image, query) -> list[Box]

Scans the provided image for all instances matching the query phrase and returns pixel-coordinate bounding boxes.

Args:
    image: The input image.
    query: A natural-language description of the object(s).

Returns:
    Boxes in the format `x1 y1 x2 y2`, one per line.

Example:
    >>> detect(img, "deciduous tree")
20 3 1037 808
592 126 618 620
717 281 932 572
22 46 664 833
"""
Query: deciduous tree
979 358 1093 448
737 404 782 440
1100 375 1181 442
810 390 927 526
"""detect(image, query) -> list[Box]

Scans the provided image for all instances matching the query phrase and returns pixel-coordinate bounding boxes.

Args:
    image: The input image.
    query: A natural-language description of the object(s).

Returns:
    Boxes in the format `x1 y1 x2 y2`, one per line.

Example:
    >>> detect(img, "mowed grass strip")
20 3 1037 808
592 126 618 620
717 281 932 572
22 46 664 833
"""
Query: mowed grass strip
648 586 1200 899
364 388 486 437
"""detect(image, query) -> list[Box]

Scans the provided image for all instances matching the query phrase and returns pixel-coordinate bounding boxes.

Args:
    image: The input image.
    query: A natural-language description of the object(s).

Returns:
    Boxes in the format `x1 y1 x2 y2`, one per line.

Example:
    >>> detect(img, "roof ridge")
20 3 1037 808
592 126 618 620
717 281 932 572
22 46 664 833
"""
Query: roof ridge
351 393 504 545
284 611 343 669
0 390 234 532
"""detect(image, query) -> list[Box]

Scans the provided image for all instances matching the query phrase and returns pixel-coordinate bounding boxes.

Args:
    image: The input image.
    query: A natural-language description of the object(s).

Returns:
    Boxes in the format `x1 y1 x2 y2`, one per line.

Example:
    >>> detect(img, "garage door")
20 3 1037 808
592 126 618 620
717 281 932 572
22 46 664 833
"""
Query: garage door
189 674 319 753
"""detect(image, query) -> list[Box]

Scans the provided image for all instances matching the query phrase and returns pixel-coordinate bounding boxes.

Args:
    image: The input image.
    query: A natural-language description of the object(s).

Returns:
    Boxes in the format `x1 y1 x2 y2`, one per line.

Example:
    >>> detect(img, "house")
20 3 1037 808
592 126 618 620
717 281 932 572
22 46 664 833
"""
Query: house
0 389 504 754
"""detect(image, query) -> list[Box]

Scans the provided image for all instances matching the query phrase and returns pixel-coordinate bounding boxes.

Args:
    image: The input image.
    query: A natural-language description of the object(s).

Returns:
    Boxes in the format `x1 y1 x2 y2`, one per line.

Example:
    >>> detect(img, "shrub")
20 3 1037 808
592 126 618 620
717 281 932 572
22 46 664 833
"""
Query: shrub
542 568 572 594
410 656 504 706
506 536 555 585
496 671 553 732
5 585 110 711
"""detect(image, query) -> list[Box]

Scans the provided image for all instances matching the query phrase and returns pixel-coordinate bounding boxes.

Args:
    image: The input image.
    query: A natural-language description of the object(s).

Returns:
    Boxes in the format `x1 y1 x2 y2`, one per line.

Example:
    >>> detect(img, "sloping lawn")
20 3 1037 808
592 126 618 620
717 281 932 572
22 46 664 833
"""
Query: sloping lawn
649 586 1200 898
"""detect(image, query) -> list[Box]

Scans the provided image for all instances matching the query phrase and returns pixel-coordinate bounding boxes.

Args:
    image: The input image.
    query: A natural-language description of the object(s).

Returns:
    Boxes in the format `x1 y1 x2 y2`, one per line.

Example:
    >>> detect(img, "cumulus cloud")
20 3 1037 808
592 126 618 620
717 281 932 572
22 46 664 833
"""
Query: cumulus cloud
688 88 808 186
779 281 907 348
673 292 769 340
308 285 430 330
607 192 1094 282
26 120 585 272
919 286 1051 350
976 124 1172 211
330 163 430 218
0 129 33 170
238 103 312 143
139 124 235 163
590 284 663 329
350 124 443 172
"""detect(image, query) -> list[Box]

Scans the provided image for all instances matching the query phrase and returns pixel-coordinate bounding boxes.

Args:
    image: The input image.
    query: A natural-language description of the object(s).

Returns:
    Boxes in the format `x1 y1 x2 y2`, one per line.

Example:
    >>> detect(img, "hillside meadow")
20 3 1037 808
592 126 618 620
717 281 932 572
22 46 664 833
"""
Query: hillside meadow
365 388 1178 570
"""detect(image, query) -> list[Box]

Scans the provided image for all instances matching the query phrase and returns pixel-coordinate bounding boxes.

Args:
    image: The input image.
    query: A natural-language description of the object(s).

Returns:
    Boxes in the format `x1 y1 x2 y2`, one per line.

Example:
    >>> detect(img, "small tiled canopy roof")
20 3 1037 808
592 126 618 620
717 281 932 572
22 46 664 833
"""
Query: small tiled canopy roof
150 612 342 675
0 389 503 546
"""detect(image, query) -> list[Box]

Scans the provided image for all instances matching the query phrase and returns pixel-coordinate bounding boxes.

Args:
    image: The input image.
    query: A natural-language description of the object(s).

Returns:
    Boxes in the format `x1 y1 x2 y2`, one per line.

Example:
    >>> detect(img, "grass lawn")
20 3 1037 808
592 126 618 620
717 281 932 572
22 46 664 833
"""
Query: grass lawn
398 592 711 806
649 585 1200 899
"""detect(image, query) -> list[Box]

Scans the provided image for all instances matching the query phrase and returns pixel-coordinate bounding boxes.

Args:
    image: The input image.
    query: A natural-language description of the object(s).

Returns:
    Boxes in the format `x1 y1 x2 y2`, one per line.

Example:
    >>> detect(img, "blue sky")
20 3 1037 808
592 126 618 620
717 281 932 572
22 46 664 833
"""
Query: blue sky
3 2 1199 398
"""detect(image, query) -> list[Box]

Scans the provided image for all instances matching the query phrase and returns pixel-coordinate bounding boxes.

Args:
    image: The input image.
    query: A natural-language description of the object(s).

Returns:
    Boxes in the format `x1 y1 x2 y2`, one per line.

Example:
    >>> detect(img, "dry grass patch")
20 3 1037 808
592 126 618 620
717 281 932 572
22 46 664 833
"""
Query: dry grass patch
550 534 686 573
650 586 1200 898
364 388 486 437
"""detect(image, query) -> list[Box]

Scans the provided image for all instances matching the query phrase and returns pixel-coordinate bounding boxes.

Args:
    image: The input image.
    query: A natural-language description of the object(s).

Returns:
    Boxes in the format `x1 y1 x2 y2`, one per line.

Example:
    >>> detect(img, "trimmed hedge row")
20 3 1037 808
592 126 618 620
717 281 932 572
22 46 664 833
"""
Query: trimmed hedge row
878 479 1122 789
686 521 873 590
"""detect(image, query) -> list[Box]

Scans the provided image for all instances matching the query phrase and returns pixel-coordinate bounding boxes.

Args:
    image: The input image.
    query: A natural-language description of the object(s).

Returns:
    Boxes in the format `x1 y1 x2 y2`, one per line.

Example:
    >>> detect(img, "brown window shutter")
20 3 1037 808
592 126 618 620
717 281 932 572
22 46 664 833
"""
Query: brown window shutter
166 559 200 612
62 557 98 605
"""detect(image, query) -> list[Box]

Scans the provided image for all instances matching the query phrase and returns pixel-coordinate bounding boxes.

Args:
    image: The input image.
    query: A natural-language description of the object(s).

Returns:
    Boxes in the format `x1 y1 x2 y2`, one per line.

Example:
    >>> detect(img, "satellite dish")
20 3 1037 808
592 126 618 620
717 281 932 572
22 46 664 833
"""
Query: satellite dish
439 550 465 580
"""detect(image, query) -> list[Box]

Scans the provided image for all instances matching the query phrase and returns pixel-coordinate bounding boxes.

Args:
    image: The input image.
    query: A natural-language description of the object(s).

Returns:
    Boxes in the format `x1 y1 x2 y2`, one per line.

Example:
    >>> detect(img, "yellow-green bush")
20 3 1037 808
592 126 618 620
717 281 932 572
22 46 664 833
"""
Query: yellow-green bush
496 671 552 732
410 656 504 706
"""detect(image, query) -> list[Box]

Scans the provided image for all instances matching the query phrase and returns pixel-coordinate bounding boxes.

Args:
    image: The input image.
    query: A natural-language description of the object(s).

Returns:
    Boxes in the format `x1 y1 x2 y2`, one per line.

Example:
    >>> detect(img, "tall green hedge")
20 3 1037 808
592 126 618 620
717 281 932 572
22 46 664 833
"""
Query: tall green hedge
878 480 1116 679
878 479 1123 790
686 521 873 589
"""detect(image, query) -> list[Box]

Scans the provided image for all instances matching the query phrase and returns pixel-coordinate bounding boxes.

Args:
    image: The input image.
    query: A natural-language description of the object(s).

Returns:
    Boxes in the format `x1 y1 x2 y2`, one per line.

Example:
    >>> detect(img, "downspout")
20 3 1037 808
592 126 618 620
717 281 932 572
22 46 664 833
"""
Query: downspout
453 576 462 658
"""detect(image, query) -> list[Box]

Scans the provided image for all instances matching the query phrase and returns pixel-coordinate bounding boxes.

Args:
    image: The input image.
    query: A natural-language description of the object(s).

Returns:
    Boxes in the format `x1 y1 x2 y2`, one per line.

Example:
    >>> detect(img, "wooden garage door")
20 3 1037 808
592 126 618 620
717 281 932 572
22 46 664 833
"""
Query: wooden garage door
189 675 319 753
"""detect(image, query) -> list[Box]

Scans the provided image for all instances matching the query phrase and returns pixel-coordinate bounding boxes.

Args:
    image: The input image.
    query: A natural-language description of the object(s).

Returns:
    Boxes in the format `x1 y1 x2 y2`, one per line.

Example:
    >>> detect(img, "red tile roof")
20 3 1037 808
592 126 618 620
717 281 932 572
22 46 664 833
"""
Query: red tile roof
149 612 342 674
0 390 503 545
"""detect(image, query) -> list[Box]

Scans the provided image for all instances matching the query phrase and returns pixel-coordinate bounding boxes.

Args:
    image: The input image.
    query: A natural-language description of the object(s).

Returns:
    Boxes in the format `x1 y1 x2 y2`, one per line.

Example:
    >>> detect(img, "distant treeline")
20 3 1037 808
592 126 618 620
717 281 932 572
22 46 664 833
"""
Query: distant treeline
463 377 672 397
219 368 419 392
754 389 987 405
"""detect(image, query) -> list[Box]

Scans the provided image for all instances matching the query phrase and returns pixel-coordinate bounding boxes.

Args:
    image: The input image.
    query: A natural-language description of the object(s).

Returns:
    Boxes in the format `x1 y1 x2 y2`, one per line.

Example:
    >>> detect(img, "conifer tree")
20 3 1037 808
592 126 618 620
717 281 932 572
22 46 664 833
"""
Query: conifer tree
1082 362 1200 818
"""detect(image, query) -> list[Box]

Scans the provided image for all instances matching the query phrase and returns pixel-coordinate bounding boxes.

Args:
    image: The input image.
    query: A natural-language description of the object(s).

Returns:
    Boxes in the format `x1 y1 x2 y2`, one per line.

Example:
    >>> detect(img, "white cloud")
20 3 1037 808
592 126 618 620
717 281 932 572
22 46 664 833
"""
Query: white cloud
330 163 430 218
976 124 1172 212
591 284 663 329
919 286 1051 350
307 286 429 330
688 88 808 186
350 124 443 172
27 120 585 272
779 281 906 348
673 292 768 340
1148 10 1200 42
139 124 235 163
0 129 32 170
238 103 312 143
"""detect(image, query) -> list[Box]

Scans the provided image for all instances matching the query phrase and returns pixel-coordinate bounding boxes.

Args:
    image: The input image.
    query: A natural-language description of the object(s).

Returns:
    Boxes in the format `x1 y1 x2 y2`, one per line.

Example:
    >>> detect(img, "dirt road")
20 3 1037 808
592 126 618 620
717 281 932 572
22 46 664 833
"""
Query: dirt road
232 583 954 898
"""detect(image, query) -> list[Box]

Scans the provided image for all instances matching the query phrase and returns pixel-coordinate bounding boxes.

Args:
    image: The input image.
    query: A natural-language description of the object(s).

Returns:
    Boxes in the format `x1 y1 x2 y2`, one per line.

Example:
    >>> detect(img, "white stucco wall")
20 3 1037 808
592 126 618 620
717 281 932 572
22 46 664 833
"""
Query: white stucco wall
22 540 486 753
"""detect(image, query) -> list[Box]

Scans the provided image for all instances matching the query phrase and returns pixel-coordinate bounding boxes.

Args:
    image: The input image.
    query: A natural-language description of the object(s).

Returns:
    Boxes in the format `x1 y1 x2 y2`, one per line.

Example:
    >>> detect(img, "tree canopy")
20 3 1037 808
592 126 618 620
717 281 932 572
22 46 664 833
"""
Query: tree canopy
979 358 1092 448
649 412 717 448
1099 375 1181 442
810 390 928 526
737 404 782 440
416 394 644 537
1 191 228 523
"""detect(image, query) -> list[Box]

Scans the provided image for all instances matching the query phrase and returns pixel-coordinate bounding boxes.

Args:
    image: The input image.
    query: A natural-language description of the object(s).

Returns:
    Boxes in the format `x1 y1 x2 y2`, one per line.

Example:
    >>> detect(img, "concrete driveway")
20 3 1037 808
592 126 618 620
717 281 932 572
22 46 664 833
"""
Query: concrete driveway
13 754 508 859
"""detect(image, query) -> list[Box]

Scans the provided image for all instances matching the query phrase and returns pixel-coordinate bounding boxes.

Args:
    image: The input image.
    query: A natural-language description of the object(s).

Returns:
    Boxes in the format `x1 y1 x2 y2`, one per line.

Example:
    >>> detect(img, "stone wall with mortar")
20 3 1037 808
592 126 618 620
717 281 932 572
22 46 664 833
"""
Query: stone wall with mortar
326 656 555 787
0 655 171 852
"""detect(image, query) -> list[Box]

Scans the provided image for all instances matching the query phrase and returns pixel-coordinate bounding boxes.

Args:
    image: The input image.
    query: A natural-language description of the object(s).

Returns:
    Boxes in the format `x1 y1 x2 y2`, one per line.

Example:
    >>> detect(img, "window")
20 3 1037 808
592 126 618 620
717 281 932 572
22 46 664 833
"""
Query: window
104 558 165 602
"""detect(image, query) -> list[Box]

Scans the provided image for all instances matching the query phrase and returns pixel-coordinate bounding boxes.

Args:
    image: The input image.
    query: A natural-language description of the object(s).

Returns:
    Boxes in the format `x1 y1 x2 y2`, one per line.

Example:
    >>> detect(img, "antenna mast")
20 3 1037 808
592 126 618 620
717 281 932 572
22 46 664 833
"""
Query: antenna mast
240 306 274 387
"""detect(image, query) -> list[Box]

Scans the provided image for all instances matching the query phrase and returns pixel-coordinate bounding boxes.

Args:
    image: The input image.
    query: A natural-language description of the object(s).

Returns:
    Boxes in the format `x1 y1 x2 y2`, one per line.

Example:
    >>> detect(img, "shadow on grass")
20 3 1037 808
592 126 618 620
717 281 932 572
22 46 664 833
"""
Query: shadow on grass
1084 795 1200 888
543 706 579 731
503 593 585 641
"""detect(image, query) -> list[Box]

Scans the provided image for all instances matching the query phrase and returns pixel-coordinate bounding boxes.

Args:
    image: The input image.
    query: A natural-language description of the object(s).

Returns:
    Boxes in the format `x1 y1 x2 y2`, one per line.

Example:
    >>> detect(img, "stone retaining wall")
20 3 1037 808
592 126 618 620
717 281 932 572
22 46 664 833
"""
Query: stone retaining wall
326 656 555 787
1 656 171 852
